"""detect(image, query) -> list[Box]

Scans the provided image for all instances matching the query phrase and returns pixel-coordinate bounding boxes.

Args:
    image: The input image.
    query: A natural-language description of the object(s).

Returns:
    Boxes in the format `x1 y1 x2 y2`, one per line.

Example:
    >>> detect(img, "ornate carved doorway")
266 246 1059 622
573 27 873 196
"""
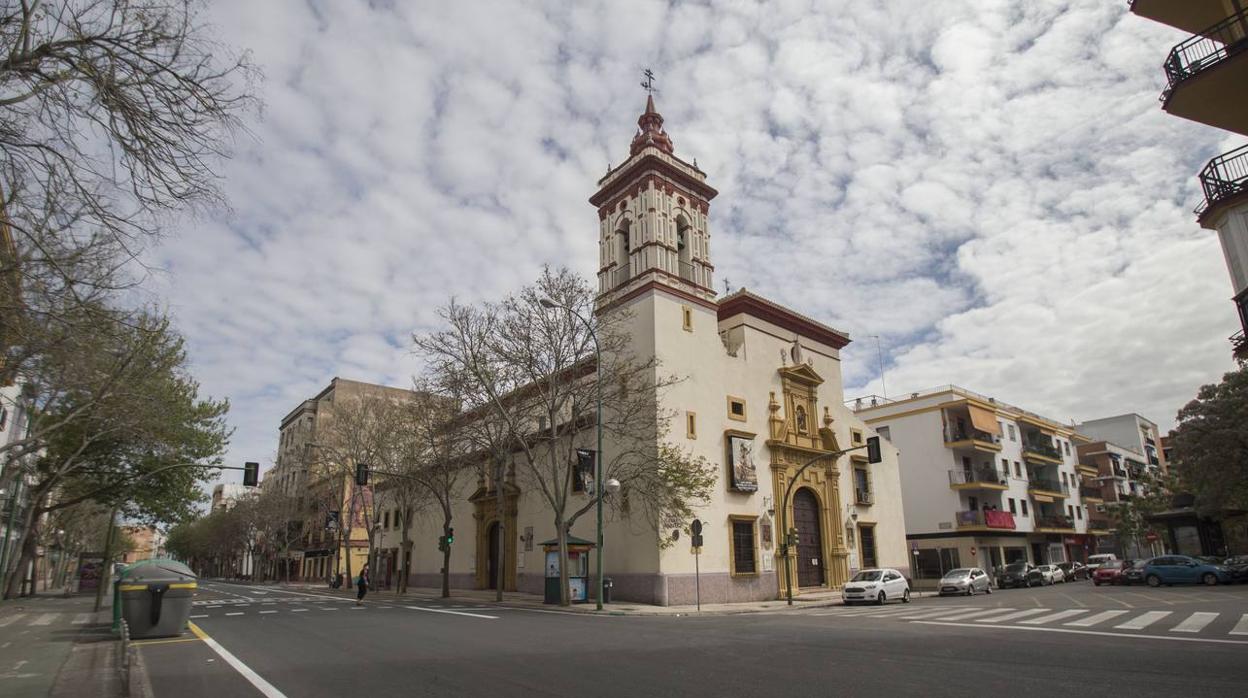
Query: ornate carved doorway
793 488 825 587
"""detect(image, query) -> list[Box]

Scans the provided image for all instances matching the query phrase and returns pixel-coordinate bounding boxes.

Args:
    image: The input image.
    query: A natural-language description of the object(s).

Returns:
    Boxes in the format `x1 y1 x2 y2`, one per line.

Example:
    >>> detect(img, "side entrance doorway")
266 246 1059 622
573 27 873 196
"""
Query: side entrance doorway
793 488 825 587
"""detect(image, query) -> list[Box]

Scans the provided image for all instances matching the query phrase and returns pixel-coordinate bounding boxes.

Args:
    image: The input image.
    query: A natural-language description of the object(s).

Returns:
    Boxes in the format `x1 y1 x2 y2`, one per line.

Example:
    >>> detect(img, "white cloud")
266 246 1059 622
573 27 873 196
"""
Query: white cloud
141 0 1238 484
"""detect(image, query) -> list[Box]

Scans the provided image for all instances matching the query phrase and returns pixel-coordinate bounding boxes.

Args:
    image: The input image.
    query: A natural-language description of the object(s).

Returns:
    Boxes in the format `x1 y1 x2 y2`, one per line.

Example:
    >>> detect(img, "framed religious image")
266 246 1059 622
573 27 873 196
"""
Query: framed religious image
728 435 758 492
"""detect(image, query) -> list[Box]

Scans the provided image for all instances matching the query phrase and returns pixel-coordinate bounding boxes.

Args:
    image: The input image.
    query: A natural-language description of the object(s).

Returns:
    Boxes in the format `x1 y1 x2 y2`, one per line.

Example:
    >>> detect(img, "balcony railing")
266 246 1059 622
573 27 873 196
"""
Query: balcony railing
1079 485 1103 499
1233 328 1247 355
1088 517 1112 531
948 468 1009 488
1023 440 1062 460
944 428 999 445
1162 10 1248 101
1034 514 1075 530
678 261 697 284
1197 144 1248 216
855 489 873 506
956 510 1017 530
1028 479 1070 497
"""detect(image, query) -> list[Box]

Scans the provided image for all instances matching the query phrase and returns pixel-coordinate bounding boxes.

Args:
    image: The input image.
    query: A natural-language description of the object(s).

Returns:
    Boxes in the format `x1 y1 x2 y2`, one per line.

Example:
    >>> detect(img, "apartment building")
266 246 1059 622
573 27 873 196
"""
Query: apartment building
854 386 1105 584
1075 413 1168 474
1129 1 1248 360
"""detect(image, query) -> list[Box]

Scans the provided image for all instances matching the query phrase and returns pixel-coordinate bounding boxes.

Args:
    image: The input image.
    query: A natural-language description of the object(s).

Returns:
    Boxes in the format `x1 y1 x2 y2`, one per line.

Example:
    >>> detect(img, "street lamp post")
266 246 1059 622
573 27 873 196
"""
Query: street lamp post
539 297 607 610
778 438 881 606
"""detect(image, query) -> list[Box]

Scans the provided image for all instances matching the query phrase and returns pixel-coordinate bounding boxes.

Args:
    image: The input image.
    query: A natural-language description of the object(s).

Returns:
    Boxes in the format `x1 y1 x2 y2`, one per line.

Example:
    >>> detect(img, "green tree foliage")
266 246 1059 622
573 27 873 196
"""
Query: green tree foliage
1170 364 1248 518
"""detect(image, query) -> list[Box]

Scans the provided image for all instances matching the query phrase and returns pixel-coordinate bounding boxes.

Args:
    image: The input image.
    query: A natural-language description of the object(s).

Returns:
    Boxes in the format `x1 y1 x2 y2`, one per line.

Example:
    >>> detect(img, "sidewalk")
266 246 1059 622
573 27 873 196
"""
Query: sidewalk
255 579 860 616
0 592 122 698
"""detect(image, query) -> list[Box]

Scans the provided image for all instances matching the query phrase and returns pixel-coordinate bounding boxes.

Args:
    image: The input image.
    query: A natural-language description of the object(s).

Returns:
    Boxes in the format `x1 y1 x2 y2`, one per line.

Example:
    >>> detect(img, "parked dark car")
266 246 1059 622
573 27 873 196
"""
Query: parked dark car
997 562 1042 588
1057 561 1088 581
1223 555 1248 584
1092 559 1128 586
1120 559 1145 586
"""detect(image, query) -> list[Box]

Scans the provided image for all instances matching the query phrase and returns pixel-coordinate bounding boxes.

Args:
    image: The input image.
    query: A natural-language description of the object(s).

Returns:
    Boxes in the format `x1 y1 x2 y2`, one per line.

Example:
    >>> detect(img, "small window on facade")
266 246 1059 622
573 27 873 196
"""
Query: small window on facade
1021 500 1029 516
1014 461 1022 477
686 411 697 439
727 396 746 422
852 430 863 444
854 468 871 504
383 511 390 529
859 525 878 569
1064 440 1071 455
682 306 693 332
1075 507 1082 520
1067 504 1075 519
1007 424 1016 441
1008 498 1017 514
731 519 757 575
876 426 890 441
0 407 8 431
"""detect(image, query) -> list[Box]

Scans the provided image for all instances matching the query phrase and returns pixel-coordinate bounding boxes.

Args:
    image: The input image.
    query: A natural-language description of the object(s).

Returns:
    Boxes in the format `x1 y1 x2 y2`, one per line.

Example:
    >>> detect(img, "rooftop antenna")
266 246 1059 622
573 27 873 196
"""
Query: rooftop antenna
723 278 732 294
872 335 888 400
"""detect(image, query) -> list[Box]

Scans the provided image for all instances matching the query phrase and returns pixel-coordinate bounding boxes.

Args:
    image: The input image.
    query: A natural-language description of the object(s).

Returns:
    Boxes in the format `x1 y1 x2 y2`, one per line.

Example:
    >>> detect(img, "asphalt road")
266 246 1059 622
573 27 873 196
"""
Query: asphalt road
140 579 1248 698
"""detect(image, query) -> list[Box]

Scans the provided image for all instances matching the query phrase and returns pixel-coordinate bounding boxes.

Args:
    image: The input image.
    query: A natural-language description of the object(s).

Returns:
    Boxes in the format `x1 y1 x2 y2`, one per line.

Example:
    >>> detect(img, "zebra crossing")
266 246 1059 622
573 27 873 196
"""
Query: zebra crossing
187 595 501 620
0 612 94 628
801 603 1248 640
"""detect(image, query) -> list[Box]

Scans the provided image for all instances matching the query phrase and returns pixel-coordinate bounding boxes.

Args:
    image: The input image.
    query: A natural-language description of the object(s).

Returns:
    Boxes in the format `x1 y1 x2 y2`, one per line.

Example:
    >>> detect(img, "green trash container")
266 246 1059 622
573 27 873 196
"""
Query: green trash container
118 559 197 639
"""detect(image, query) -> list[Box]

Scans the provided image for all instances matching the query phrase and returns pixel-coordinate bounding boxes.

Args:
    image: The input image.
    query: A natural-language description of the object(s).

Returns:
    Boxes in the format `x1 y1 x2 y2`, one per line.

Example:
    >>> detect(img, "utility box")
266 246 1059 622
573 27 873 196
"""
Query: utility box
118 559 197 639
541 536 594 604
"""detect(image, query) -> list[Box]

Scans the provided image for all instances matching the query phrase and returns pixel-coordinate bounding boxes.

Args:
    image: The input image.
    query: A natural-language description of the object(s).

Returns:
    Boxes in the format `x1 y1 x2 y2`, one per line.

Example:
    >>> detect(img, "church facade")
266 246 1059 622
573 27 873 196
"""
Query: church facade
375 96 910 605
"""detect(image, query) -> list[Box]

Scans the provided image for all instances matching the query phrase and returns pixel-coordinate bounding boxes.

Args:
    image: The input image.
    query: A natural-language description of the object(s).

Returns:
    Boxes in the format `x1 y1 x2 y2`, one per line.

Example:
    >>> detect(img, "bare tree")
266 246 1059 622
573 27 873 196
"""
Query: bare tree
417 268 715 606
370 393 436 596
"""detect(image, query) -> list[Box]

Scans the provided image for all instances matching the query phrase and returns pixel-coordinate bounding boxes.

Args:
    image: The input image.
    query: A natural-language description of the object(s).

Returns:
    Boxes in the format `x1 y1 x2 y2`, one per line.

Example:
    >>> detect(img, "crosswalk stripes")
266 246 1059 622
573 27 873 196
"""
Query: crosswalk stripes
1064 610 1128 627
1114 611 1171 630
975 609 1051 623
30 613 58 626
1232 615 1248 636
1170 612 1217 633
928 608 1015 622
895 607 995 620
1019 610 1088 625
0 613 25 627
71 613 92 625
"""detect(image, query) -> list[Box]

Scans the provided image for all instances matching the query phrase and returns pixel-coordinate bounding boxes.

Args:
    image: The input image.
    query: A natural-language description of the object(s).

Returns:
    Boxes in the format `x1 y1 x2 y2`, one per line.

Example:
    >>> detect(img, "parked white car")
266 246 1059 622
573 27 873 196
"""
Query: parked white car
1035 564 1065 585
842 568 911 605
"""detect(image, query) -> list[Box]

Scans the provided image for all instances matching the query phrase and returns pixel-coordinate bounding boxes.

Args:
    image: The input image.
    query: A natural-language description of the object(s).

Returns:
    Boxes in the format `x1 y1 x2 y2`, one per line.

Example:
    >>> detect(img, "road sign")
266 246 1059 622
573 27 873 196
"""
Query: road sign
691 519 702 536
691 533 704 548
1145 531 1159 542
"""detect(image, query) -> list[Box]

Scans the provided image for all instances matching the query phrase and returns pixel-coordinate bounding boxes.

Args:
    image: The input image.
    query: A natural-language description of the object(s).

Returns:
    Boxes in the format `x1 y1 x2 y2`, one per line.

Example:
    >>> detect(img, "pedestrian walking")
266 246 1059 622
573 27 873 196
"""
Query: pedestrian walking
356 565 369 605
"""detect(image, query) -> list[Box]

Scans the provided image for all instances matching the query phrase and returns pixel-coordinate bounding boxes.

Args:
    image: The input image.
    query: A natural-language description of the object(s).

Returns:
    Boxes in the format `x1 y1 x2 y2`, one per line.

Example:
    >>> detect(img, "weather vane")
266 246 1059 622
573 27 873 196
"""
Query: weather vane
641 68 656 95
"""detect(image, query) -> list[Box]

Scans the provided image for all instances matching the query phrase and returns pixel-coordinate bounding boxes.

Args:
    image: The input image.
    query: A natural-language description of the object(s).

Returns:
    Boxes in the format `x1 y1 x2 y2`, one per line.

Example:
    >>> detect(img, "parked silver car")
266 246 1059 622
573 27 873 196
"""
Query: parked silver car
938 567 993 596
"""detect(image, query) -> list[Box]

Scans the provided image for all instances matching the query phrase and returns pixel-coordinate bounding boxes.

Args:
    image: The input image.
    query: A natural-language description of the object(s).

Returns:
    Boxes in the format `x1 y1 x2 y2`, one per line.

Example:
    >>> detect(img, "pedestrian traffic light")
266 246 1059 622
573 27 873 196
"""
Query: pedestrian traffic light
437 535 447 551
866 436 882 464
243 461 259 487
446 528 454 545
355 462 369 486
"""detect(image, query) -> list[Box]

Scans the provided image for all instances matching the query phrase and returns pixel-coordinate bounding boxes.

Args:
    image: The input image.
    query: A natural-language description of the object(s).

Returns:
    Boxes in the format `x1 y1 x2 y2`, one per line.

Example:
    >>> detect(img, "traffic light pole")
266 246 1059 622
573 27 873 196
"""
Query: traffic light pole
778 442 875 606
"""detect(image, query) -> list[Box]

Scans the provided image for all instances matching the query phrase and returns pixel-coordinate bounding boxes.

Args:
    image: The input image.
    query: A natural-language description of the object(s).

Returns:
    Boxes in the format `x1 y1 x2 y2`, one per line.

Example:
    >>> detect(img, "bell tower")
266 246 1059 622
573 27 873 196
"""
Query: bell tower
590 88 718 311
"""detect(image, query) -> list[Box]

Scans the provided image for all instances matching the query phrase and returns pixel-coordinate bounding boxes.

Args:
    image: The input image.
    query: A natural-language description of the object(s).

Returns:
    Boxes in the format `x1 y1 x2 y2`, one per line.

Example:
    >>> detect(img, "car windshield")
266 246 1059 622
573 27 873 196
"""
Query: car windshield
1004 563 1028 573
943 569 971 579
1102 561 1123 569
851 570 883 582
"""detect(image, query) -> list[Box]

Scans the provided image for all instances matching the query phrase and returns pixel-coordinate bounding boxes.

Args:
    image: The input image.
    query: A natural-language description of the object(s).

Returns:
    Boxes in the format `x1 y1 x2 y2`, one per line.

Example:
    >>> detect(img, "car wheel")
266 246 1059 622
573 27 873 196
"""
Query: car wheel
1202 573 1218 586
1094 581 1101 587
1146 575 1162 588
967 585 975 596
877 592 886 606
902 589 911 604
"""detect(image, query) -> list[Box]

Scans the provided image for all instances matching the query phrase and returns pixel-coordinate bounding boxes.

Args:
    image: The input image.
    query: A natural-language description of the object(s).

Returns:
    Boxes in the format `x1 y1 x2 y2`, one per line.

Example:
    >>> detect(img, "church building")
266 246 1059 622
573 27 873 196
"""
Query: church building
376 94 910 605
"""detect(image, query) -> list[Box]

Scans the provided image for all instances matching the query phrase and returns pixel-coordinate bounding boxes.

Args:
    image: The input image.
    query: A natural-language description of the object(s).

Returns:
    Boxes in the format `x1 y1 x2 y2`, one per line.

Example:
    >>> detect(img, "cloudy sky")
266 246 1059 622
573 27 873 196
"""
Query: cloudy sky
144 0 1240 483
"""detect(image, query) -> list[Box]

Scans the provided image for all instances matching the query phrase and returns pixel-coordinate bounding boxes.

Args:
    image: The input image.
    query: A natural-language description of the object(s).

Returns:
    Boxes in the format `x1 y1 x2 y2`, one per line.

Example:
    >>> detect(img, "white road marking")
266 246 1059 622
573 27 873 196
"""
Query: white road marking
1230 614 1248 636
402 605 498 620
928 608 1015 622
31 613 58 626
376 606 392 609
975 609 1052 623
1170 612 1218 633
290 609 308 613
190 615 208 619
259 610 277 615
1115 611 1171 630
1020 610 1088 625
0 614 27 627
71 614 92 625
895 608 985 620
833 607 918 618
915 619 1248 645
321 607 338 611
194 626 288 698
225 612 244 617
1064 610 1128 627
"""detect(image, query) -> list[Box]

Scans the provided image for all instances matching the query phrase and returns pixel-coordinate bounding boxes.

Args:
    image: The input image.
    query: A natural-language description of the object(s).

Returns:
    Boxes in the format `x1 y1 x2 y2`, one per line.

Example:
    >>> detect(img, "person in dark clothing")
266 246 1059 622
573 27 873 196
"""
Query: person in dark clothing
356 565 369 605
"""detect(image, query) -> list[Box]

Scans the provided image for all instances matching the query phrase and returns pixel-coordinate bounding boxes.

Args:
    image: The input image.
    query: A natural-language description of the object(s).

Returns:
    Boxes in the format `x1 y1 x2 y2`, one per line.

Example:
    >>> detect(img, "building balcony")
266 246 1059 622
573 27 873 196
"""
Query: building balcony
1233 328 1248 361
1088 517 1112 534
943 428 1002 452
1160 10 1248 136
956 509 1017 532
1027 479 1070 499
1022 440 1062 464
1196 143 1248 225
1079 485 1104 502
1076 463 1099 477
1033 514 1076 533
948 468 1010 491
1130 0 1241 35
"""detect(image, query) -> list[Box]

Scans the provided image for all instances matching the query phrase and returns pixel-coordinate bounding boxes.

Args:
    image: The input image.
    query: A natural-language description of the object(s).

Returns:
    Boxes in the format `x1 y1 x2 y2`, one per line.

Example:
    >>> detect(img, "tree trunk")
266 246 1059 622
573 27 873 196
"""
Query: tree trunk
441 513 452 598
3 488 47 599
494 459 506 601
399 534 411 595
557 521 570 607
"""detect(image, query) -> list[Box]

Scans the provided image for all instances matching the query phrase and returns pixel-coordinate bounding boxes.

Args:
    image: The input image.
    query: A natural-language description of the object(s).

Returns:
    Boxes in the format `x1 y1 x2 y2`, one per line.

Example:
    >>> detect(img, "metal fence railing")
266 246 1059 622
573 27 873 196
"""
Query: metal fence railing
1162 10 1248 102
1197 144 1248 216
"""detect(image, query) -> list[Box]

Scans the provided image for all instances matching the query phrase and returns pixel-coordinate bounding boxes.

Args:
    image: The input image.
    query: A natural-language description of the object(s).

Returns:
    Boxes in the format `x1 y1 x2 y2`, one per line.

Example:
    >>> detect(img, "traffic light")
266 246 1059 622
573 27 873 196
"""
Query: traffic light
437 535 446 551
243 462 259 487
866 436 882 464
446 528 454 545
355 462 369 486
